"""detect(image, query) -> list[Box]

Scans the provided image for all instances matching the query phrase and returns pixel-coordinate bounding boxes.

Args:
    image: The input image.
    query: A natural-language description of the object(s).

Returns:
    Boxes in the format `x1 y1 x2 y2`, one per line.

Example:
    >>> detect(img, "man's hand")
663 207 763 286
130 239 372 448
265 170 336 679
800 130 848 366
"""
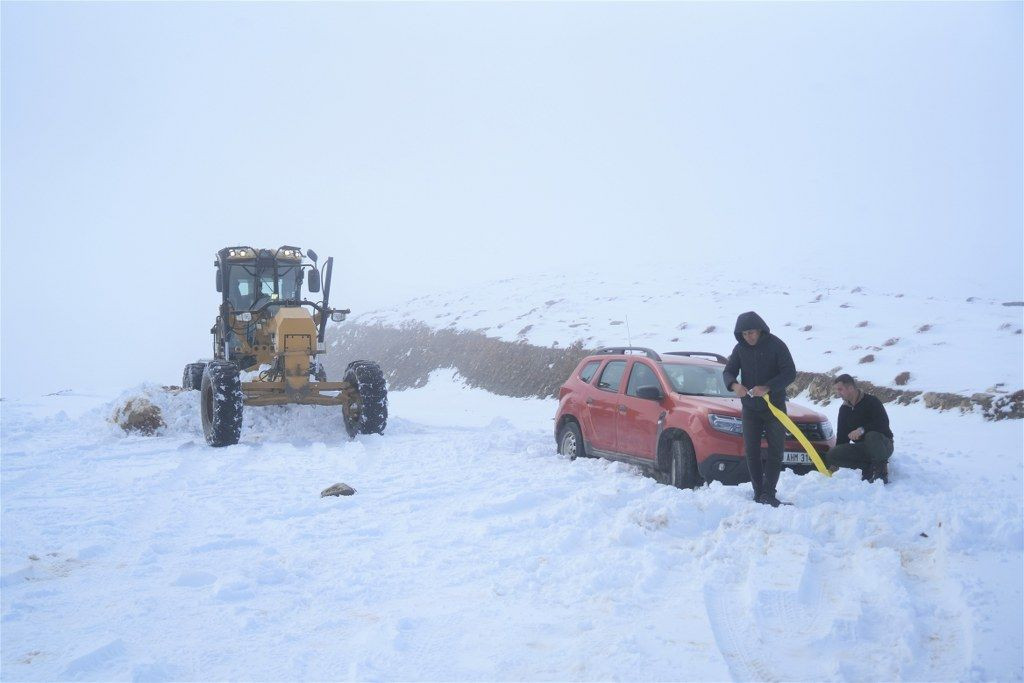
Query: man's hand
849 427 865 441
749 385 769 398
732 383 748 398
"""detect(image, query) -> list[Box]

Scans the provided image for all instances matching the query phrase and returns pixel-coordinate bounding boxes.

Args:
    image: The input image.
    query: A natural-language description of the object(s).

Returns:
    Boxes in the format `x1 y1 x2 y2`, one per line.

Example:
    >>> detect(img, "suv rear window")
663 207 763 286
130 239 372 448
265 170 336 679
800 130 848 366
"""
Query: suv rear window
579 360 600 383
596 361 627 392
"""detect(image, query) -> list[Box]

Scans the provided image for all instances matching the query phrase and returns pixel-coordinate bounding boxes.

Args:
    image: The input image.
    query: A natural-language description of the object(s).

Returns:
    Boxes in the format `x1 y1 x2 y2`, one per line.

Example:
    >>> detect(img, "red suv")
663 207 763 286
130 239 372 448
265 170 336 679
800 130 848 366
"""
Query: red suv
554 347 836 488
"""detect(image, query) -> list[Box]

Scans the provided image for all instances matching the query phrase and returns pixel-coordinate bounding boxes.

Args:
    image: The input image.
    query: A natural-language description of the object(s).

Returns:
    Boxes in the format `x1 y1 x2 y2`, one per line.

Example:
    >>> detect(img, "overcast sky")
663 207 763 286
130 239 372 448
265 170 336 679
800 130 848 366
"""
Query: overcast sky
2 1 1021 397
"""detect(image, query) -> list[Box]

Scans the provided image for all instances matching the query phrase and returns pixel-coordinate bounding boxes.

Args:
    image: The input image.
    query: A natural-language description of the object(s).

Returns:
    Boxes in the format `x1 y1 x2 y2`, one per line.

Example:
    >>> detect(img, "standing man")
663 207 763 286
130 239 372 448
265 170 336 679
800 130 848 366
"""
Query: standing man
723 312 796 507
826 374 894 483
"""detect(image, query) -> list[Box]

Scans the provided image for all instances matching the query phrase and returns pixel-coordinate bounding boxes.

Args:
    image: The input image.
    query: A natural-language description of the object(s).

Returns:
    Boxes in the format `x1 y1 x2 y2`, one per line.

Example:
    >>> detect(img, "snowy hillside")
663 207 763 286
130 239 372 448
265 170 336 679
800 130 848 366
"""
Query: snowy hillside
352 269 1023 398
2 372 1022 681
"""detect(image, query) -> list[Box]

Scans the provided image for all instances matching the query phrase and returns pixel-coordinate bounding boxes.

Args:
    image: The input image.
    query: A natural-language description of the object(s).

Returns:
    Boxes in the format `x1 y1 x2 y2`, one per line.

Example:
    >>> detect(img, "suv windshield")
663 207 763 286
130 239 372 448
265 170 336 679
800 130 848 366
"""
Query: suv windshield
661 363 731 397
227 263 302 311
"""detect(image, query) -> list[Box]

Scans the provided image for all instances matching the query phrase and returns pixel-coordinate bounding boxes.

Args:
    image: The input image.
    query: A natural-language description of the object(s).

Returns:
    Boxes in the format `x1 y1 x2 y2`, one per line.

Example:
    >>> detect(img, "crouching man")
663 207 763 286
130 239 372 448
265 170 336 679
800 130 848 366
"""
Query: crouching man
827 374 894 483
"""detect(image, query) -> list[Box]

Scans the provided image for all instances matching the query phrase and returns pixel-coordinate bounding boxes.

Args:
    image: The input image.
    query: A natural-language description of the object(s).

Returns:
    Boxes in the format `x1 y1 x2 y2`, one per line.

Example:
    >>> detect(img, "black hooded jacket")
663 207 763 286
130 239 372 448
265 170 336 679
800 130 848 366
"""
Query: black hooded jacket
722 311 796 413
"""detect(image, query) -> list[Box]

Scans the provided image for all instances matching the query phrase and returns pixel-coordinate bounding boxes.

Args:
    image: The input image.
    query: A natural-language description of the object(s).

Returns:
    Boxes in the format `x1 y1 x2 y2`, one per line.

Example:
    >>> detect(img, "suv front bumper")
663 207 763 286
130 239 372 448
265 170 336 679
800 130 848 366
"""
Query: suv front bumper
698 444 832 484
698 454 749 485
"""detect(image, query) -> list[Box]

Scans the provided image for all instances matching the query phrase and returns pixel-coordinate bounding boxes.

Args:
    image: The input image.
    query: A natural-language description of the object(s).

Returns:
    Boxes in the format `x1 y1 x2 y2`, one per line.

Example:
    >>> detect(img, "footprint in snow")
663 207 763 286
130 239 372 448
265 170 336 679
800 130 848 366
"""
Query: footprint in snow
172 571 217 588
215 580 256 602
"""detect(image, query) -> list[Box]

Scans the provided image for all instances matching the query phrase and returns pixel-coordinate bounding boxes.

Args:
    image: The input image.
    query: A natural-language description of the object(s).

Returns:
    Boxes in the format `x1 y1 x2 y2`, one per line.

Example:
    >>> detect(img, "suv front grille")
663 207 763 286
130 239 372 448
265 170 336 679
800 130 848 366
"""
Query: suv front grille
787 422 825 441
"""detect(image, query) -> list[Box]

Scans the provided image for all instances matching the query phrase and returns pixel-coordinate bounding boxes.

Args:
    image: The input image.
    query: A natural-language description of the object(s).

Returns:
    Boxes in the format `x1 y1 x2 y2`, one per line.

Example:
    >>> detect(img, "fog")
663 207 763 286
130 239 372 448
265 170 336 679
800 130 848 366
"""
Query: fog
2 2 1021 397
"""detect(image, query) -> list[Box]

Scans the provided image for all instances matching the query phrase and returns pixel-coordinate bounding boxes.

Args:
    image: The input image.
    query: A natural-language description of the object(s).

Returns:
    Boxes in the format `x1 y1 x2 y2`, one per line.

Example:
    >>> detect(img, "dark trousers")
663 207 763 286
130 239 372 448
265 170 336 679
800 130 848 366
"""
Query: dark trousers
742 408 784 497
826 432 894 471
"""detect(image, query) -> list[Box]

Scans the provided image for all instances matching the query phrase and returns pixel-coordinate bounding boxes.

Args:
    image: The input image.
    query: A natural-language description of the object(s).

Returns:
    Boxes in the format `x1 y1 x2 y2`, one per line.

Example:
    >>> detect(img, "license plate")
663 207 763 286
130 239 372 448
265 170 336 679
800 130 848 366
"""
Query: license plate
783 451 811 465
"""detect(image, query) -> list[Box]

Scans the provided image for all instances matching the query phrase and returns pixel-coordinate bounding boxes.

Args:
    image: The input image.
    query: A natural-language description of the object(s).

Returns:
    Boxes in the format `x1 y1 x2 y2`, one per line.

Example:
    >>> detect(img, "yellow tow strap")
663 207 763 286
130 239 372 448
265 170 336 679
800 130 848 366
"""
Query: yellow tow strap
761 394 831 477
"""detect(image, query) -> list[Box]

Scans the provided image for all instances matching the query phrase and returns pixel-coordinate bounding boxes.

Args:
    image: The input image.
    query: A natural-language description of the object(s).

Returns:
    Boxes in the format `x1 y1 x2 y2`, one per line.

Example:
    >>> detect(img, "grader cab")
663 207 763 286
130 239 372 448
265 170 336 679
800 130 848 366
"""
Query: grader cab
182 245 387 446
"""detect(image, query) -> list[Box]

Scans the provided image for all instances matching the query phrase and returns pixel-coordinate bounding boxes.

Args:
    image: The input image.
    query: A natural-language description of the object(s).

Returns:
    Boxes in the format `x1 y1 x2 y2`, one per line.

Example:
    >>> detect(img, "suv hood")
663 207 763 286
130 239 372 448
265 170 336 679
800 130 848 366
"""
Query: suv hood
677 394 826 422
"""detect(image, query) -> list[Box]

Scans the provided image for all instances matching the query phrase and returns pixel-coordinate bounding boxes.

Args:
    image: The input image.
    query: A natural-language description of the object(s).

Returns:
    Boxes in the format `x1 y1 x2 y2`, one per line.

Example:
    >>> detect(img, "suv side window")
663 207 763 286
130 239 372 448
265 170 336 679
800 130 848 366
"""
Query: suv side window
626 362 661 397
596 361 627 392
579 360 601 383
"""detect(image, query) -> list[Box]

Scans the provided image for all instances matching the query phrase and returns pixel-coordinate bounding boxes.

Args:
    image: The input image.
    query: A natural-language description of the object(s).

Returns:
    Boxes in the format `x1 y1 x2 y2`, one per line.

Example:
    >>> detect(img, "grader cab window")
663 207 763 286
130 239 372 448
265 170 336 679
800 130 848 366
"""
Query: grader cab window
228 268 256 310
275 266 301 301
226 263 303 311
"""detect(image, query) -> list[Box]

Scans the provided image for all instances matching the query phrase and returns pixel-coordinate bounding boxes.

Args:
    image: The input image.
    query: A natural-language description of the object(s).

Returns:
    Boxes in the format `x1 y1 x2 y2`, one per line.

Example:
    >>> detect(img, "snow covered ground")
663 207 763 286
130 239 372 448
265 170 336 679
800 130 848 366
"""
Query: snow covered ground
2 371 1021 681
351 269 1023 398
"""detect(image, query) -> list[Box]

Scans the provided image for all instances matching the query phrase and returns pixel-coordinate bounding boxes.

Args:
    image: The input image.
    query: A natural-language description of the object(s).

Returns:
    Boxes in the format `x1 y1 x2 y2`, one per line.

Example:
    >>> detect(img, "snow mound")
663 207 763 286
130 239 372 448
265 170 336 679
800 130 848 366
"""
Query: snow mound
100 384 353 445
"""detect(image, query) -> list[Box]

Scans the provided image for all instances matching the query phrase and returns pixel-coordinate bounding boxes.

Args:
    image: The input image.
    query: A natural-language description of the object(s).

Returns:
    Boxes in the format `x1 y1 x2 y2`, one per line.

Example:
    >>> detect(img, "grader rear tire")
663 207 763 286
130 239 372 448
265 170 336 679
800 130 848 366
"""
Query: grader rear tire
182 362 206 391
343 360 388 437
201 361 243 447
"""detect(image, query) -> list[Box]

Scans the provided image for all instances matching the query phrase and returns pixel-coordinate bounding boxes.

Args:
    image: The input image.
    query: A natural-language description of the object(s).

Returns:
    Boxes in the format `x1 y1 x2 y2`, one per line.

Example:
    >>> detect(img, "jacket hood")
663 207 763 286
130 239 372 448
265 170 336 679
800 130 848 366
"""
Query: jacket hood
734 311 770 345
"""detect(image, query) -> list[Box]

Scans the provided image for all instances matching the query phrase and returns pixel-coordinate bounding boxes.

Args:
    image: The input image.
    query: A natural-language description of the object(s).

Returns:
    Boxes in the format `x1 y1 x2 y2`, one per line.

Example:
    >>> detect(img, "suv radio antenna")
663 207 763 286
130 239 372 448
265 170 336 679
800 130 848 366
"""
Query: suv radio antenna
626 315 632 347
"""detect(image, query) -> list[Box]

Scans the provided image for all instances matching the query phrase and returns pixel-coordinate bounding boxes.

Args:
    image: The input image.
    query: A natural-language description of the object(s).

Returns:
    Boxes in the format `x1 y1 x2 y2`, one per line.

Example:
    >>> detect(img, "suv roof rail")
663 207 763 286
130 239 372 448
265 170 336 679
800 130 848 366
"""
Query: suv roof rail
593 347 662 361
664 351 728 364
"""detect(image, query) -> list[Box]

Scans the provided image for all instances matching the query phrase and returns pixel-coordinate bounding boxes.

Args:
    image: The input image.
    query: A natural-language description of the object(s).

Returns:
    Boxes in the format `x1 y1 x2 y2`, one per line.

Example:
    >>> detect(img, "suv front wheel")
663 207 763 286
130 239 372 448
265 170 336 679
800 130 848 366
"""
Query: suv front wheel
668 435 702 489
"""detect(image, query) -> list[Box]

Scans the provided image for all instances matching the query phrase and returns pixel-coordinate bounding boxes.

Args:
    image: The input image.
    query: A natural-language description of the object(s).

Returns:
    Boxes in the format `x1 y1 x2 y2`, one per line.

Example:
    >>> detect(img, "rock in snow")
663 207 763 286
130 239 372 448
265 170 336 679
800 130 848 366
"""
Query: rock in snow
320 483 356 497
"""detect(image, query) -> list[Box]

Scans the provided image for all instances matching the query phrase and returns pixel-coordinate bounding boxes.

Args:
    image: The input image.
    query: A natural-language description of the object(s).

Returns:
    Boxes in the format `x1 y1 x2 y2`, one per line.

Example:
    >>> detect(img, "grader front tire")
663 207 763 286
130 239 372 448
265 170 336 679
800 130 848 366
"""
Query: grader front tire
201 361 243 447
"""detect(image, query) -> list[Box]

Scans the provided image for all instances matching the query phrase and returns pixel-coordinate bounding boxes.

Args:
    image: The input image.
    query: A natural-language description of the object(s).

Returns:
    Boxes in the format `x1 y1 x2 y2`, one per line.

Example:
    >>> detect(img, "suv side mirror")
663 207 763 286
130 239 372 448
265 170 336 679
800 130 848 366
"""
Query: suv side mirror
306 249 318 263
636 386 663 401
307 269 321 293
215 266 222 292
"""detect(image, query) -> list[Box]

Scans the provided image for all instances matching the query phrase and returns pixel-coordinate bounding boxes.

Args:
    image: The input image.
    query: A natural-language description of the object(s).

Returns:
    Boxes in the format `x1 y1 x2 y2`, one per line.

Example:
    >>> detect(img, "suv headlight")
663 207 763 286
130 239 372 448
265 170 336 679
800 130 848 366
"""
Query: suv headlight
820 419 834 440
709 413 743 435
236 312 252 322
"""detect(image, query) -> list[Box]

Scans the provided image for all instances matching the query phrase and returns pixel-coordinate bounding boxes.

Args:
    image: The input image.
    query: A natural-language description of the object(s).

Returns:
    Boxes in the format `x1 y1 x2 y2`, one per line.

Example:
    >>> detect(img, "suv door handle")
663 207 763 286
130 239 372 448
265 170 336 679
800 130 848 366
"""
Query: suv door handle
586 398 594 405
618 405 627 413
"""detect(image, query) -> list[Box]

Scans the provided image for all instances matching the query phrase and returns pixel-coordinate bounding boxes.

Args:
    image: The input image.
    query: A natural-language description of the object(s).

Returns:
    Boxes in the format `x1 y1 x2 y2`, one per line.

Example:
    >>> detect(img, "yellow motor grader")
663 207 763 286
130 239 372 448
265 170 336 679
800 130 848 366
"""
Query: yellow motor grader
182 245 387 446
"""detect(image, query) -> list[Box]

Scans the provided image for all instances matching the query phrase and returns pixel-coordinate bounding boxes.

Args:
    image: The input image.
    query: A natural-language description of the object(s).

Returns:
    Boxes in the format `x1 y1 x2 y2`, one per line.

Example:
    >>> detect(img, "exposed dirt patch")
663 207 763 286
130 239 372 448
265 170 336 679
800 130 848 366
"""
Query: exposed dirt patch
325 323 590 398
111 397 166 435
895 371 911 386
788 373 922 407
986 391 1024 420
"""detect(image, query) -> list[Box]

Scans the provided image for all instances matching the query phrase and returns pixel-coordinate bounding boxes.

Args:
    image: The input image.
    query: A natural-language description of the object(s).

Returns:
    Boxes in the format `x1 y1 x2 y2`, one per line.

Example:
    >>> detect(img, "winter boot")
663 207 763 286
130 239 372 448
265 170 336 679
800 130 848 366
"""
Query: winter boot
868 462 889 484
